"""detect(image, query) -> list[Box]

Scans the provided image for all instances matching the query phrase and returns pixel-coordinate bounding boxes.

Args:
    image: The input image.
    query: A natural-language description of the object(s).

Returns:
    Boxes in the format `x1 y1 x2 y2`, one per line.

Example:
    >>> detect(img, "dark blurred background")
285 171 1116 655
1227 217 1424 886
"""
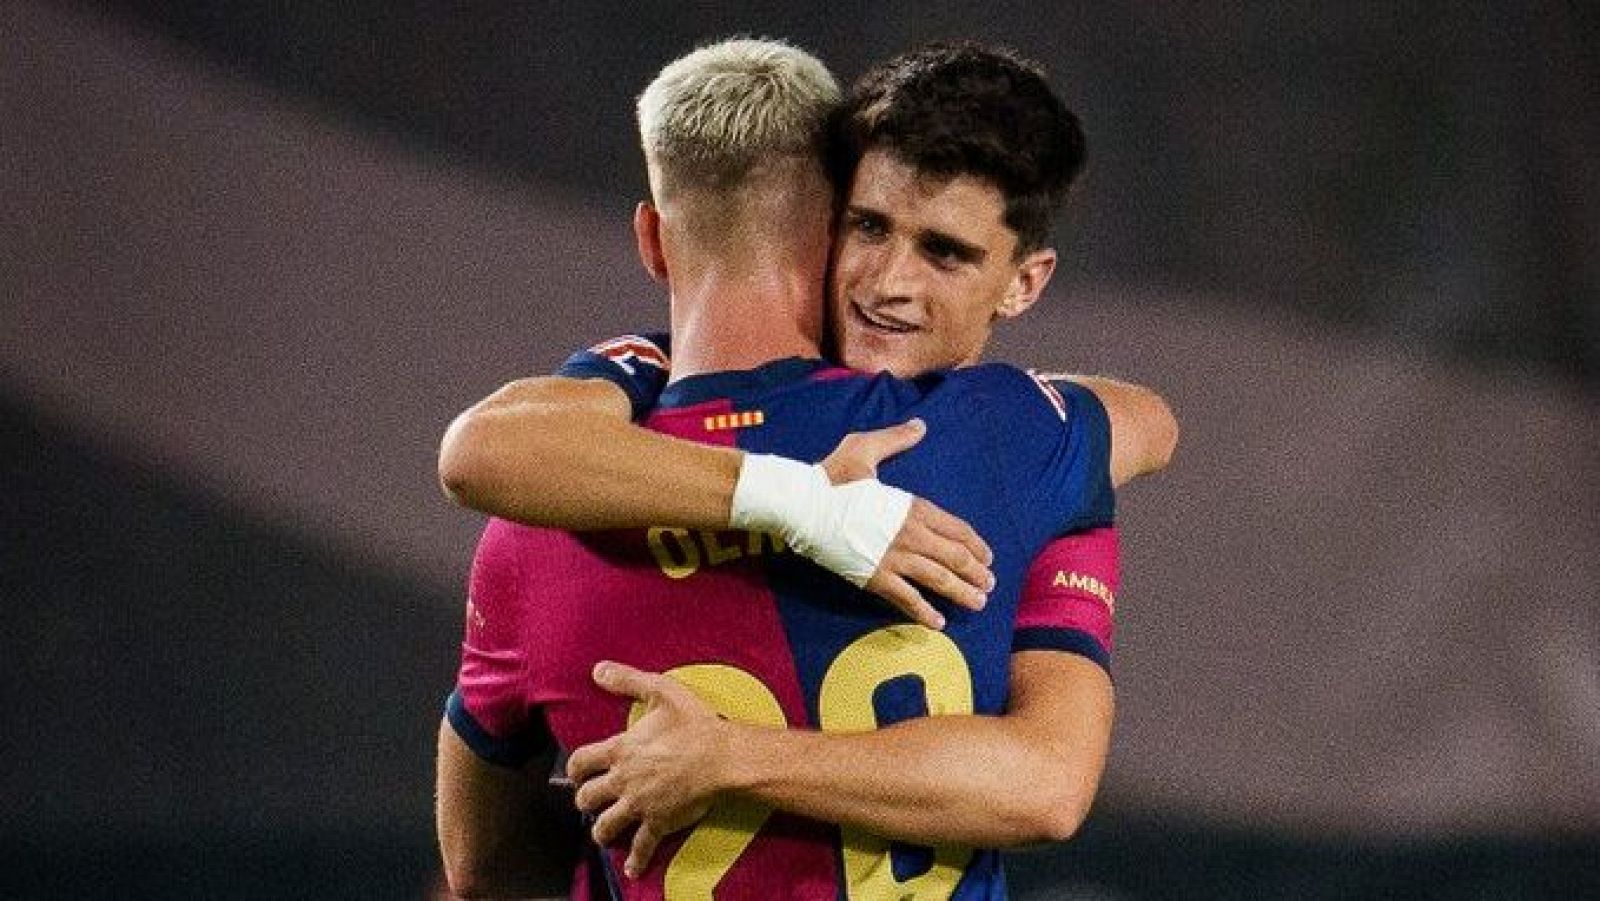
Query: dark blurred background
3 2 1597 898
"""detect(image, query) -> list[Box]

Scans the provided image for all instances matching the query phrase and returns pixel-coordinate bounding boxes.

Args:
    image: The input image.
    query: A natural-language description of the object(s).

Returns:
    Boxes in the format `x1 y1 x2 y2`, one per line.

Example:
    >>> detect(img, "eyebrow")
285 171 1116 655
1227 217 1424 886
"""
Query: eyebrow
919 228 987 264
846 204 988 264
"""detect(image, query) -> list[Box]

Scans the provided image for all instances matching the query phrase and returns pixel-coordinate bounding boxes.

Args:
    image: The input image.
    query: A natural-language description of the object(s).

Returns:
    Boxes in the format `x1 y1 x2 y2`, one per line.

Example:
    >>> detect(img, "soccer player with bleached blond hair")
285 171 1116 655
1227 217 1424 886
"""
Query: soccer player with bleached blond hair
437 36 1174 899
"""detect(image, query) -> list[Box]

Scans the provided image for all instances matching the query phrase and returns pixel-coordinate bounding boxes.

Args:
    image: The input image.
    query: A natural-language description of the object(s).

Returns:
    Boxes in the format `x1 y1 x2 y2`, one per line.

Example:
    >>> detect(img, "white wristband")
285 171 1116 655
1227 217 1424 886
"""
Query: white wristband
730 453 914 587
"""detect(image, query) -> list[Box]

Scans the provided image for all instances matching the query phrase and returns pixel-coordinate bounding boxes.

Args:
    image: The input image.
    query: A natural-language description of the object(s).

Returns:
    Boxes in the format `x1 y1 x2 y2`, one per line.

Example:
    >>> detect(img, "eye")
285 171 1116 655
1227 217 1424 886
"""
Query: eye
921 235 970 269
846 210 888 240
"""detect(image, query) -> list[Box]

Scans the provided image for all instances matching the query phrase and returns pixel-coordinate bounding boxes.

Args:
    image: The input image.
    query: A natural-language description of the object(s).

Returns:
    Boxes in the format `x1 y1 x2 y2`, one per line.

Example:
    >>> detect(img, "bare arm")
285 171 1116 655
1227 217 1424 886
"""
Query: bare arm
716 650 1111 845
438 376 994 628
435 720 581 900
439 377 740 530
1066 376 1179 487
568 651 1112 873
438 372 1176 531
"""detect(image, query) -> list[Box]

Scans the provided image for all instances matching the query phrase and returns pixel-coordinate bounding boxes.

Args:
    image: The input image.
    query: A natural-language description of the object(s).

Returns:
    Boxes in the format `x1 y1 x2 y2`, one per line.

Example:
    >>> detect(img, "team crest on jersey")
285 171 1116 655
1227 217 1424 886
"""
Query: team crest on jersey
703 410 766 432
1026 370 1069 420
589 335 669 376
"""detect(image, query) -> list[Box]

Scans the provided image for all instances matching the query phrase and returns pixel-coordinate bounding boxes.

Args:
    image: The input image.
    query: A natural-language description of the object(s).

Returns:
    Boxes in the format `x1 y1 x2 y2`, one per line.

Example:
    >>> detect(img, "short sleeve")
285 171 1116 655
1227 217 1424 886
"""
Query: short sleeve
554 332 672 421
1012 527 1120 674
447 518 552 768
1021 372 1116 538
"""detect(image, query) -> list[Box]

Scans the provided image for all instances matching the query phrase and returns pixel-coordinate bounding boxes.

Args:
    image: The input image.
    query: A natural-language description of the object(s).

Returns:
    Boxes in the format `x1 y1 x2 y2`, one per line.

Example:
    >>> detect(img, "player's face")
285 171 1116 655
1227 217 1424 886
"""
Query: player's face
828 149 1055 377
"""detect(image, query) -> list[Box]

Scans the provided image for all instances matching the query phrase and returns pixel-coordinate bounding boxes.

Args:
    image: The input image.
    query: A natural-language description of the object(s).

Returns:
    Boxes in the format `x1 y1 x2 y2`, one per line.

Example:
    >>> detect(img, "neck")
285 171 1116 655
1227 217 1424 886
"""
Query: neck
666 262 825 381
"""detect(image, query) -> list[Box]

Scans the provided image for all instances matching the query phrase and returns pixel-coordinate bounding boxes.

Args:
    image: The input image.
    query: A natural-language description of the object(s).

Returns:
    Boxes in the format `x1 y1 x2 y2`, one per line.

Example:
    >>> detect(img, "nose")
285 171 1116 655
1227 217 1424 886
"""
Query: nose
868 238 921 306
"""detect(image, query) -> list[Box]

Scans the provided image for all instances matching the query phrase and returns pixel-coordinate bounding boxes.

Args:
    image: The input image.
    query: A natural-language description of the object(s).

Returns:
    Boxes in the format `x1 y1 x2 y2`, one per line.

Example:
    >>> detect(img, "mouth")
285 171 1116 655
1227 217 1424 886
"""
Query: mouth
850 301 922 336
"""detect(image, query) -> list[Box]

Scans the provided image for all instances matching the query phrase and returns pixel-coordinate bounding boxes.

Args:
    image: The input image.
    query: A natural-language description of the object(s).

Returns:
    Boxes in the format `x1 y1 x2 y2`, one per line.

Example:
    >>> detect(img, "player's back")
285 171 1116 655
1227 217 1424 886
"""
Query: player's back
462 357 1112 900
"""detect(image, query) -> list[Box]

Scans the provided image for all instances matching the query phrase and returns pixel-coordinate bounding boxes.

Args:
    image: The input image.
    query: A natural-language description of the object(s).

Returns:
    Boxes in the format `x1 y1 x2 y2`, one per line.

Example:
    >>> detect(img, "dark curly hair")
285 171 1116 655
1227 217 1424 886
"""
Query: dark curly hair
830 41 1085 255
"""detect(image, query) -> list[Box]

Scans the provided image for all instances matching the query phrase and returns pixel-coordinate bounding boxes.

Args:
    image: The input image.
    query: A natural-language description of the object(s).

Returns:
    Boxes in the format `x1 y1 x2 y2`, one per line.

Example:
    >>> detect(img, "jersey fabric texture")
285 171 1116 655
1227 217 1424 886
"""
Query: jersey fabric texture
451 342 1115 900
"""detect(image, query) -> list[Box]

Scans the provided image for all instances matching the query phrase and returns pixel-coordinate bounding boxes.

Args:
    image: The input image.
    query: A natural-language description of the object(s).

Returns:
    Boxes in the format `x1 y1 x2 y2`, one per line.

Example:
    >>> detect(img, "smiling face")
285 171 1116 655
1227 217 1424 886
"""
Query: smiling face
828 150 1058 376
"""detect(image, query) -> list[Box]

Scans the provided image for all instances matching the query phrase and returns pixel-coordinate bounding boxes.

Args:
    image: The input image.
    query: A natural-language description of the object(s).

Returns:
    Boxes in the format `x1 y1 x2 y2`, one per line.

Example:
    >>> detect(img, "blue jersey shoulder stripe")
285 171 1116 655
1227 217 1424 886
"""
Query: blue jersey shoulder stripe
1012 627 1112 675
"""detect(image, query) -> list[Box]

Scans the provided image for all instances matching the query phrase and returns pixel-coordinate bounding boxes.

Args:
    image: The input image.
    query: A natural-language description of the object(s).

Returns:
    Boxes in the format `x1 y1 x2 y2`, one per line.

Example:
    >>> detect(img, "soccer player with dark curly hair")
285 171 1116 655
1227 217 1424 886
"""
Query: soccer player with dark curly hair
436 38 1175 899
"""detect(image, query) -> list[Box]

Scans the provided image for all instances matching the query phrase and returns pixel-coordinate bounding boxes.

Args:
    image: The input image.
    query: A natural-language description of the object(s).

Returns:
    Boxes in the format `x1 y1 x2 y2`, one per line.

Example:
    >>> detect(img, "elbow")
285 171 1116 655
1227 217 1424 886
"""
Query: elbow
438 412 496 510
1017 782 1096 845
440 850 538 901
1101 381 1180 485
1036 795 1092 844
437 431 476 508
1126 387 1178 479
442 875 515 901
442 868 490 900
440 847 570 899
437 842 487 900
1149 393 1179 473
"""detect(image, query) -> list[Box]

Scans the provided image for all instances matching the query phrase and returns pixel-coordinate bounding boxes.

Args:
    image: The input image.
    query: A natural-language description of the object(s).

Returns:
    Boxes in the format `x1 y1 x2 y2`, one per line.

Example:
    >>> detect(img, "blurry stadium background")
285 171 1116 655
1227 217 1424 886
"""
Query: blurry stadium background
3 2 1597 898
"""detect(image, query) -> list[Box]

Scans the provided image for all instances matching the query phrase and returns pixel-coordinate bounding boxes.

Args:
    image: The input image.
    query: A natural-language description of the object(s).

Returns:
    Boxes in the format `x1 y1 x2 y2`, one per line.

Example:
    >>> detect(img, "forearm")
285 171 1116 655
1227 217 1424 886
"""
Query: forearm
715 654 1112 848
720 718 1068 846
441 380 990 624
435 723 580 898
438 377 741 530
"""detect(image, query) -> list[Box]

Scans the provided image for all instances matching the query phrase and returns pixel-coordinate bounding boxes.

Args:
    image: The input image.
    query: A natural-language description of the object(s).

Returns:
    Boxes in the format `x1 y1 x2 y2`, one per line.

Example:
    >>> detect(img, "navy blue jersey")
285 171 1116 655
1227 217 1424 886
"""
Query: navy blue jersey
462 344 1115 898
558 333 1122 670
558 332 673 419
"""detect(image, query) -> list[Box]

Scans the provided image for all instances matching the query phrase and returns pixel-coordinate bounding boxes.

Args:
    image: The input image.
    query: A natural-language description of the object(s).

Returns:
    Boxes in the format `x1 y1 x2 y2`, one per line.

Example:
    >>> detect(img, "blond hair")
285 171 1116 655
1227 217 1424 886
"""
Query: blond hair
637 37 840 200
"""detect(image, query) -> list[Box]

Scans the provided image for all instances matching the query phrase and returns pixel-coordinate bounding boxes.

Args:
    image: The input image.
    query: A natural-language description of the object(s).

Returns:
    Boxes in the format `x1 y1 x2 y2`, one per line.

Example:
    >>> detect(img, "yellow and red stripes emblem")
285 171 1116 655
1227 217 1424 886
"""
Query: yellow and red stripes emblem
703 410 766 432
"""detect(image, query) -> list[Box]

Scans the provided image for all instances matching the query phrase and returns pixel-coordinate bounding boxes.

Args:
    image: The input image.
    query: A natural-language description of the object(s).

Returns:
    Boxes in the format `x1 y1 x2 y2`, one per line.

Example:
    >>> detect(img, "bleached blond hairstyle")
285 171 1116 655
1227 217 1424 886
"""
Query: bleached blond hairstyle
637 37 840 200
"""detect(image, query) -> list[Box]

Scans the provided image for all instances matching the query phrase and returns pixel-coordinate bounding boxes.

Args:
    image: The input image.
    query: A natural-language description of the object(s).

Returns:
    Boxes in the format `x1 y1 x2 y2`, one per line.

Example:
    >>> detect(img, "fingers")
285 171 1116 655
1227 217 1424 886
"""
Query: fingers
856 418 926 466
913 498 994 568
821 418 926 484
624 821 664 879
590 794 638 848
864 570 945 630
893 547 988 613
566 734 619 786
592 660 663 700
573 769 620 816
904 509 994 604
894 500 994 597
864 496 999 625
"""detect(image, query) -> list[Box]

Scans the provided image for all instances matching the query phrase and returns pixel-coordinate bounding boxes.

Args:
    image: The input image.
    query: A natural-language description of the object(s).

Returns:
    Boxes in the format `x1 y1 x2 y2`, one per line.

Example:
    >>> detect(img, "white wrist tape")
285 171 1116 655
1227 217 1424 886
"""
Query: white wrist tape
730 453 914 587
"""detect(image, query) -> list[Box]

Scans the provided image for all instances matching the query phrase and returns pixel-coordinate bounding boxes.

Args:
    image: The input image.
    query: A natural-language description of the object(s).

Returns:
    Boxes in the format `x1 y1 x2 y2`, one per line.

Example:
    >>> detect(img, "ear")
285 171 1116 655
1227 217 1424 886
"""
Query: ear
634 201 668 283
994 247 1056 320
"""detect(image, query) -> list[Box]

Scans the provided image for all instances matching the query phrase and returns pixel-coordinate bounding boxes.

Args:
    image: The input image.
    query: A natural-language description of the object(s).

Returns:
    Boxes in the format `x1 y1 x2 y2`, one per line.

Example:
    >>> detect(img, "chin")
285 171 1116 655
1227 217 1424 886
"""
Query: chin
842 334 909 376
842 347 899 375
847 358 894 374
865 358 923 378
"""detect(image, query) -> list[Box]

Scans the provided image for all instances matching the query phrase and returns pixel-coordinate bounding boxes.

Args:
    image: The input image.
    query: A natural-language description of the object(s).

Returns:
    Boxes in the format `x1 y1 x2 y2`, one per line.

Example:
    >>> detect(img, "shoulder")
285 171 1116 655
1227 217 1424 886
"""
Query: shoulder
468 518 551 615
926 363 1098 425
582 332 671 373
556 331 671 419
559 331 670 376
